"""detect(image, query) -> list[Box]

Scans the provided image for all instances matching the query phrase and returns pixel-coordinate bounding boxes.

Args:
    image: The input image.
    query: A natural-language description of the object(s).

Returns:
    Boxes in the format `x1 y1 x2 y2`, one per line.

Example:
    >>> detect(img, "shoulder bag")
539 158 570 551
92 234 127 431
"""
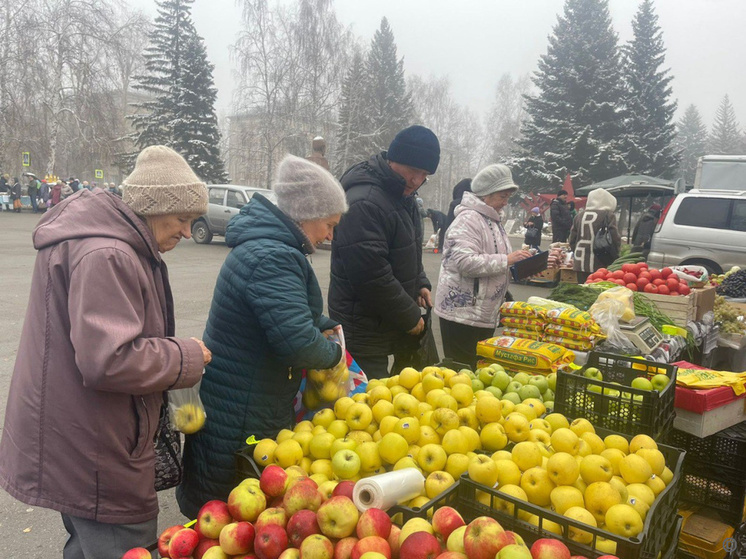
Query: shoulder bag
154 393 183 491
593 214 619 266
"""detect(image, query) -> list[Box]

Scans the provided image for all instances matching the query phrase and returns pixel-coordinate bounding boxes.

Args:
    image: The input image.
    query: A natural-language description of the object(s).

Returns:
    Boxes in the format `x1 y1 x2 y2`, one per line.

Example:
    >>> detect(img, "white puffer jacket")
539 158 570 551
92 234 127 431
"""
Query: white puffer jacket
434 191 512 328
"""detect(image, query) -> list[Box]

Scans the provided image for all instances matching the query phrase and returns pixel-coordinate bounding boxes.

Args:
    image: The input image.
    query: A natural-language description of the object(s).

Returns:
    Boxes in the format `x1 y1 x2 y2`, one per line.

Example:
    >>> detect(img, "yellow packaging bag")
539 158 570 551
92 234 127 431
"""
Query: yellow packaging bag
476 336 575 373
500 301 546 319
545 308 600 333
542 335 595 352
500 316 544 332
501 327 543 341
676 368 746 396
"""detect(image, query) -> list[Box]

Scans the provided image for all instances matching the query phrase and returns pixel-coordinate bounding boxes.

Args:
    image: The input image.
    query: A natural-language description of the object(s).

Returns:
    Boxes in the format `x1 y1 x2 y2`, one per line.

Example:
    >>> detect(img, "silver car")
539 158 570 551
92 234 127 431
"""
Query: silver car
191 184 276 244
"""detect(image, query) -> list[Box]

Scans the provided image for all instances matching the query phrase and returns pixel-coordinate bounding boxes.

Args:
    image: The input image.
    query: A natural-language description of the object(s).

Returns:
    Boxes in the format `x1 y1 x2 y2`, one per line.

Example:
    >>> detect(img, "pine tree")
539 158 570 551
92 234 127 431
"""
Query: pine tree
363 18 414 153
622 0 678 177
512 0 629 190
334 50 371 175
708 95 742 155
127 0 227 182
675 104 707 185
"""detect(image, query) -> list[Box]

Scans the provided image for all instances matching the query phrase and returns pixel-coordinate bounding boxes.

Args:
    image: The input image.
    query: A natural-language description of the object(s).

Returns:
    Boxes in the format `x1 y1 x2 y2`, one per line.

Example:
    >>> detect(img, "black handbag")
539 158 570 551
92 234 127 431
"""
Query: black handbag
393 308 440 373
593 214 619 266
154 394 183 491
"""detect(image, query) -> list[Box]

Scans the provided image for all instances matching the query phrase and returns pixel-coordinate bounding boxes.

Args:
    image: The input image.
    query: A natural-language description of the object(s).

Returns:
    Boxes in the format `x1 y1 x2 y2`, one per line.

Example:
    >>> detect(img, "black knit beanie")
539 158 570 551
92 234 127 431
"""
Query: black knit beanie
387 125 441 174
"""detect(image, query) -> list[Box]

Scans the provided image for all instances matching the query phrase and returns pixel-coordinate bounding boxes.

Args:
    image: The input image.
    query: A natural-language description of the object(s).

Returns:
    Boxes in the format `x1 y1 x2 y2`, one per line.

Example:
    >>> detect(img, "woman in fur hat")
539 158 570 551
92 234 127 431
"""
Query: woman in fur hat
569 188 622 282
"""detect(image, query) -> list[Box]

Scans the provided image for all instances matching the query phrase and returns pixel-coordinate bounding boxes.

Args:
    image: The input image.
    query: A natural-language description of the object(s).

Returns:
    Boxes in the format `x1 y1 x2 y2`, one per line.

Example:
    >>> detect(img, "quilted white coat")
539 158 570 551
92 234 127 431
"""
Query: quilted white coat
434 191 512 328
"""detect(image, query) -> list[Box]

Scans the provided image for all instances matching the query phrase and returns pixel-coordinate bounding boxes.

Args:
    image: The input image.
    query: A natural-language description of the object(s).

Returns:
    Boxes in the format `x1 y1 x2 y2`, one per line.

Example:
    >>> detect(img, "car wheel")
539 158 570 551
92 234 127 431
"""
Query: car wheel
681 259 722 275
191 220 213 244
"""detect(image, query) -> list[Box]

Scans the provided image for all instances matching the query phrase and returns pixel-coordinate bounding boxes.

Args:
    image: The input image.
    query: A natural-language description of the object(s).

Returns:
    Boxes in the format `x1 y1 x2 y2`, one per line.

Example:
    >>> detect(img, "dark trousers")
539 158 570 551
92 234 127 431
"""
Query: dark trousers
353 352 415 380
439 317 494 370
577 271 592 283
61 514 157 559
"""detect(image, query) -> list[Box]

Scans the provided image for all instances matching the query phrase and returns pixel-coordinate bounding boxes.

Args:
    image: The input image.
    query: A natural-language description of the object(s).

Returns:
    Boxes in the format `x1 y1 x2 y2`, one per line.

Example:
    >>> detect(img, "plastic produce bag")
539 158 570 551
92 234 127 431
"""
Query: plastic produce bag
302 328 352 412
594 286 635 322
169 384 206 434
588 298 637 353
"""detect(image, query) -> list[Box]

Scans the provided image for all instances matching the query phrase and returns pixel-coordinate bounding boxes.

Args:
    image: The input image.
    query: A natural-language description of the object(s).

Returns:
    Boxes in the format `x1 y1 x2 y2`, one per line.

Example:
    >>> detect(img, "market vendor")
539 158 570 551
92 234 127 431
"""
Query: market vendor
177 155 347 518
434 163 532 368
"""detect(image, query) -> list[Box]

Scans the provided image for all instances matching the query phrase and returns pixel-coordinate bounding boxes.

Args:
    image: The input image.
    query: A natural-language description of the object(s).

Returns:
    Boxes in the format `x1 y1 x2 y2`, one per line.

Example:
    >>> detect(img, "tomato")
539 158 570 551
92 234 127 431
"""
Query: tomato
636 277 650 290
615 279 626 286
666 277 680 290
626 283 638 291
623 272 637 284
634 263 647 274
644 283 658 293
661 267 673 278
612 270 625 280
669 289 679 295
649 269 662 280
653 278 666 286
657 285 670 295
640 271 652 281
622 263 636 273
679 284 691 295
597 268 609 276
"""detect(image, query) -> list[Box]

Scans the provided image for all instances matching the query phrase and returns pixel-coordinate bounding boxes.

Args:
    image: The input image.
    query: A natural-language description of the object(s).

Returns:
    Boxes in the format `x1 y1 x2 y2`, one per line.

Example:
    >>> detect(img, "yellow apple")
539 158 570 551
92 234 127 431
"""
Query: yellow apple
253 438 277 467
334 397 355 420
411 383 426 402
418 443 448 474
467 454 498 487
422 374 445 395
605 503 643 537
635 448 666 475
277 428 295 443
492 484 531 520
393 416 421 444
569 418 595 437
603 434 629 454
394 456 419 471
480 422 508 452
549 485 584 514
450 383 474 407
577 439 592 457
660 466 674 485
275 439 304 468
442 429 469 455
546 452 579 486
519 467 555 506
494 459 522 487
475 397 502 425
425 470 455 498
458 426 480 452
346 402 373 431
398 367 421 390
292 431 313 456
580 432 605 455
445 453 470 480
457 407 479 431
609 476 628 502
449 372 472 388
309 432 336 460
407 444 421 462
378 432 409 465
295 420 314 432
310 459 334 478
511 441 543 472
389 385 407 397
356 441 383 473
379 415 398 436
629 434 657 453
327 419 350 439
626 483 656 506
436 394 459 412
584 481 622 525
513 403 538 421
528 418 552 434
399 517 433 546
347 430 373 445
600 448 626 476
371 400 395 424
418 425 440 446
544 413 570 432
619 454 653 484
579 454 613 484
527 429 551 445
564 506 597 544
393 393 419 418
550 428 580 455
646 474 666 496
446 525 467 553
503 413 530 443
367 385 392 406
431 408 460 437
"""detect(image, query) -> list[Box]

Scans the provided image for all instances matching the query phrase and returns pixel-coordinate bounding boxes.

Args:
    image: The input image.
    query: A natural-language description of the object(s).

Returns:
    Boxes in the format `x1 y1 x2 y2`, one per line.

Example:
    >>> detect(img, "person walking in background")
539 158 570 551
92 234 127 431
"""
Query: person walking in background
568 200 578 220
631 203 662 256
39 180 50 210
60 180 73 199
426 207 447 252
306 136 330 170
524 206 544 250
569 188 622 283
0 145 211 558
434 164 531 368
69 178 80 193
177 155 347 518
550 189 573 242
27 176 40 213
329 125 440 379
50 181 62 207
440 178 472 251
10 177 22 212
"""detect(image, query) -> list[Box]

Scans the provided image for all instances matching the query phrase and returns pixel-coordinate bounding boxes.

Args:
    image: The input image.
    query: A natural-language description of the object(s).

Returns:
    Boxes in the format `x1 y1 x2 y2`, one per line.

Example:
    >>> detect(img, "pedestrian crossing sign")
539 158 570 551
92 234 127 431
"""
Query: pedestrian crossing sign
22 152 30 167
95 169 104 179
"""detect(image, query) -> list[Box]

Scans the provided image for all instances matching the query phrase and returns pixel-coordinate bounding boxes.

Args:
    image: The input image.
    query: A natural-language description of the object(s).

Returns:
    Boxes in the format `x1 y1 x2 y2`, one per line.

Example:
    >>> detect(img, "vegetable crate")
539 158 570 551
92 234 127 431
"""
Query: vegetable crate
555 351 678 438
665 422 746 526
638 292 696 328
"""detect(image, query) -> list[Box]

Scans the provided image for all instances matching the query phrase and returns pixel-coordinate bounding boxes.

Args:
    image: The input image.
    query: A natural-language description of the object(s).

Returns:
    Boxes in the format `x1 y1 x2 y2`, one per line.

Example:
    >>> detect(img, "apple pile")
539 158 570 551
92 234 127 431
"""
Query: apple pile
470 364 556 412
585 264 691 296
580 367 670 393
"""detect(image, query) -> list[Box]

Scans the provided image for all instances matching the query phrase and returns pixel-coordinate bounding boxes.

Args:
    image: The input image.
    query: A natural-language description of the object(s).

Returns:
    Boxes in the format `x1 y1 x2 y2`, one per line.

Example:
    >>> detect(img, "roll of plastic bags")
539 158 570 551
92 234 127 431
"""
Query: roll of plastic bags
352 468 425 511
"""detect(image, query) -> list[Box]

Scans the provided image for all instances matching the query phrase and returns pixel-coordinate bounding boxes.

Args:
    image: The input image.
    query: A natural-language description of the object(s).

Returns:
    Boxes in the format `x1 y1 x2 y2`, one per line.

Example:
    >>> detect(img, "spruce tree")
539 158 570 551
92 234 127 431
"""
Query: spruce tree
128 0 227 182
334 50 371 175
708 95 742 155
363 18 414 153
675 104 708 185
622 0 678 177
512 0 628 190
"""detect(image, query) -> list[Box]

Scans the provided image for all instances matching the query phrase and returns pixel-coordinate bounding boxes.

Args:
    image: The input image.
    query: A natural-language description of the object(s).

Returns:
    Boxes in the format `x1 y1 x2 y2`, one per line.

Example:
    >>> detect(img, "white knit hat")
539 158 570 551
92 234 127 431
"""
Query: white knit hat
273 154 348 222
122 145 208 216
471 164 519 197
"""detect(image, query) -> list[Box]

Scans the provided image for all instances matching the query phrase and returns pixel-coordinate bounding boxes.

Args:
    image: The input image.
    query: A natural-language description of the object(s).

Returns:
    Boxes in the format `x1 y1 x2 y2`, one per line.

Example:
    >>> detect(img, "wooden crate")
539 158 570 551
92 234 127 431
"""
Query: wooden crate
640 292 696 327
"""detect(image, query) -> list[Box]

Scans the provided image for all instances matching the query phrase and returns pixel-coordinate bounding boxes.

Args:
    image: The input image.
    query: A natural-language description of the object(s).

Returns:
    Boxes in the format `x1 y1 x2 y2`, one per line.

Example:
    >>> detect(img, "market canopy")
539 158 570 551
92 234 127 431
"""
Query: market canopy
574 174 675 197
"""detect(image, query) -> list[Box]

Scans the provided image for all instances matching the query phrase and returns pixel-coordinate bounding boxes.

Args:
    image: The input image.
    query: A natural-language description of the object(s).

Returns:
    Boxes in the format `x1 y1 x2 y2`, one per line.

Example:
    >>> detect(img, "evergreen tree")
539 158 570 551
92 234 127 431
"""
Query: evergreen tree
127 0 227 182
708 95 742 155
512 0 628 190
363 18 414 153
675 104 707 185
334 50 372 175
622 0 678 177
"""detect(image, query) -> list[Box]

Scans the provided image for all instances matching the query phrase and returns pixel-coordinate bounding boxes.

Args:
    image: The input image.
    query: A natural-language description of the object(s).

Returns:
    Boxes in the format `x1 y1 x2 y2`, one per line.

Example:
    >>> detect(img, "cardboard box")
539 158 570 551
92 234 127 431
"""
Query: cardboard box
678 511 734 559
559 267 577 283
694 285 717 321
530 268 559 282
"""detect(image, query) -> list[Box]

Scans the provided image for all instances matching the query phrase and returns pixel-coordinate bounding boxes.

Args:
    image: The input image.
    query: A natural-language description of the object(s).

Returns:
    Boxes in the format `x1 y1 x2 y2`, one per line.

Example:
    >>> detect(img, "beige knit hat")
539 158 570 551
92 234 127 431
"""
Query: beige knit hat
122 145 208 216
273 154 347 222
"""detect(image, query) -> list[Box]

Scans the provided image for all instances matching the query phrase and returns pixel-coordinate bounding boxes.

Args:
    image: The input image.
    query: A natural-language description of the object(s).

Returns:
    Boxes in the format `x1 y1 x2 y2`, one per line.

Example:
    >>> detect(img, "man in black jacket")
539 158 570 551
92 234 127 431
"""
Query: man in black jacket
550 189 573 242
329 126 440 379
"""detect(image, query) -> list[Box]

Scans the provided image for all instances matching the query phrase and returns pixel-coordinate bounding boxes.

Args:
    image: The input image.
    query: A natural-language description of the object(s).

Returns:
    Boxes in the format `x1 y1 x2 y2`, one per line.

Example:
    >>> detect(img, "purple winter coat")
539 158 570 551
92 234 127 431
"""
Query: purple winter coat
0 189 205 524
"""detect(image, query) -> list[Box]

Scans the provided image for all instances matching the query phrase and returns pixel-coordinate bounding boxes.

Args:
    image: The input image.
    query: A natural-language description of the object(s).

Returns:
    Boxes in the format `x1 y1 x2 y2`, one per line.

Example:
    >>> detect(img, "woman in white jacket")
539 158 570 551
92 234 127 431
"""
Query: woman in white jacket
434 164 531 367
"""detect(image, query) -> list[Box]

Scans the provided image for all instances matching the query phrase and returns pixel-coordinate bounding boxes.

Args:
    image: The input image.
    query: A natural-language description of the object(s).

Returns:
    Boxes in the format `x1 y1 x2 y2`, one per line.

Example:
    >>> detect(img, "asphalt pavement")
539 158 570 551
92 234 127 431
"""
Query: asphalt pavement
0 212 551 557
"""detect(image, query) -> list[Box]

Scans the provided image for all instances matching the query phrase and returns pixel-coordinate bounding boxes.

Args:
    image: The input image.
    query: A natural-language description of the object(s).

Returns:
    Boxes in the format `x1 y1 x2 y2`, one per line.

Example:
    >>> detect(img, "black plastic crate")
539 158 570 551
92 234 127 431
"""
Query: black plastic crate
436 358 472 371
555 351 677 438
678 462 746 528
665 421 746 474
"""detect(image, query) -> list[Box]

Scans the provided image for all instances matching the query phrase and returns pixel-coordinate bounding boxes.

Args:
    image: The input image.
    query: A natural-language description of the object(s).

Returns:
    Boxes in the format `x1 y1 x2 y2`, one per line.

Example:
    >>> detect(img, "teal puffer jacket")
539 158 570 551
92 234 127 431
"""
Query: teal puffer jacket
177 195 341 517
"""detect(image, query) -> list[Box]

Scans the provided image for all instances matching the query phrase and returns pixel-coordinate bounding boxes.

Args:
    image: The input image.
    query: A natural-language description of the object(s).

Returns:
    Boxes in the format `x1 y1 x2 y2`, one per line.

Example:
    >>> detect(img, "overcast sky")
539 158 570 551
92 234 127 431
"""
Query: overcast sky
130 0 746 130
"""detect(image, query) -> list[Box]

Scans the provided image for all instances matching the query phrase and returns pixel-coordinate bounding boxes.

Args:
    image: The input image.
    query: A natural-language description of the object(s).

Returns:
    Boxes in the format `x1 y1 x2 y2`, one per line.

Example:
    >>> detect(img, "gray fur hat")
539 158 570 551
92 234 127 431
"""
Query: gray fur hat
273 155 348 222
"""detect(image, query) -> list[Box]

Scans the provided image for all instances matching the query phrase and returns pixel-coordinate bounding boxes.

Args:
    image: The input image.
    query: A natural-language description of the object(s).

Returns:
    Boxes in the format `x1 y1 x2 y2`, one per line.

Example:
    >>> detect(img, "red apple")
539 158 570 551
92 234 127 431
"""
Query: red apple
121 548 150 559
596 557 619 559
352 536 392 559
317 496 360 539
335 537 360 559
494 532 524 554
284 481 323 516
399 532 441 559
300 533 335 559
570 556 591 559
256 507 289 531
356 508 392 540
229 483 268 522
435 553 467 559
463 517 505 559
332 480 355 500
279 549 300 559
255 524 289 559
196 500 233 539
387 526 401 559
234 555 259 559
219 521 256 556
194 538 220 559
202 547 232 559
287 509 321 548
261 464 290 497
168 527 200 559
431 507 465 542
530 539 571 559
158 524 185 558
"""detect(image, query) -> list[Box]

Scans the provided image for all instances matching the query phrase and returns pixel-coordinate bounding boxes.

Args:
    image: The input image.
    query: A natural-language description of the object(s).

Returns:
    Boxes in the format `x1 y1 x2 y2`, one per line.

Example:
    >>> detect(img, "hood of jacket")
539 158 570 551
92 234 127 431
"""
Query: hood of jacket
225 194 313 254
452 178 472 201
454 191 502 222
33 188 159 261
340 152 407 199
586 188 617 212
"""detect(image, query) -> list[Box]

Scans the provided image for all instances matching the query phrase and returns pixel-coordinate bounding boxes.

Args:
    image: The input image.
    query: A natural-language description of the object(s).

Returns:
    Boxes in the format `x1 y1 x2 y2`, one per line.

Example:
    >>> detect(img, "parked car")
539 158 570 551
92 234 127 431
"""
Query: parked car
191 184 276 244
647 189 746 274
